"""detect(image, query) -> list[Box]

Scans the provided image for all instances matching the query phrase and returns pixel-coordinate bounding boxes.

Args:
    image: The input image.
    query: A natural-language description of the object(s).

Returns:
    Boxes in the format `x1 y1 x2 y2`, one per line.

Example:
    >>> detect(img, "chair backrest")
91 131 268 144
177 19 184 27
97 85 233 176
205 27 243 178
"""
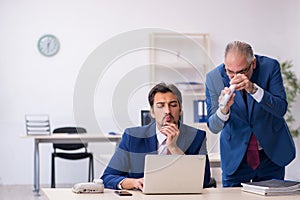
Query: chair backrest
53 127 87 151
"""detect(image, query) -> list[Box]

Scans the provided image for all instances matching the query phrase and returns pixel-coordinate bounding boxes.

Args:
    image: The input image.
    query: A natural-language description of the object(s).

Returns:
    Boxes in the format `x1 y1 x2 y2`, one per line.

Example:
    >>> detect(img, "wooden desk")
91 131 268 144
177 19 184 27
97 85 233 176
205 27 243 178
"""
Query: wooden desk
22 134 122 195
42 188 300 200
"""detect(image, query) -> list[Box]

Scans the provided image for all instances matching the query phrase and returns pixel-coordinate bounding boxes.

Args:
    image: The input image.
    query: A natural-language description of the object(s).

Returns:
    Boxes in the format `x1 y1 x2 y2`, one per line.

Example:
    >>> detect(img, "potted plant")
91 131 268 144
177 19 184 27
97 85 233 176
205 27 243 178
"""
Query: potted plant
280 61 300 137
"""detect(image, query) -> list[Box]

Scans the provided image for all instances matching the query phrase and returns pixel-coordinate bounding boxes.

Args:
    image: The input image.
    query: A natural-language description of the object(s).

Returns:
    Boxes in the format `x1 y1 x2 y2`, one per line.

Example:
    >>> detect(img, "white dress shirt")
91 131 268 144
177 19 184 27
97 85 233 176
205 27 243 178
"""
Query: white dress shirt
156 127 168 155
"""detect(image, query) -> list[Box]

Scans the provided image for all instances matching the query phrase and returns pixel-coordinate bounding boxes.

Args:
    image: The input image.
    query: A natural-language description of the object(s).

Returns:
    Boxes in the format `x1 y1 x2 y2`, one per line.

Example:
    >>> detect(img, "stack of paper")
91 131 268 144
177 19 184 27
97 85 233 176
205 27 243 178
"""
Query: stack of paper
175 82 204 92
25 114 51 135
241 179 300 196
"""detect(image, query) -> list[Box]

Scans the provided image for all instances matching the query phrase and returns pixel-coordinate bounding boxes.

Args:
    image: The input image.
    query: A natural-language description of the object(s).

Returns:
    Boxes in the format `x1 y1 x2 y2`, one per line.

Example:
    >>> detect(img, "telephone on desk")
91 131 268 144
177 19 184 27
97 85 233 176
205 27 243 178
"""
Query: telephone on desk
72 178 104 193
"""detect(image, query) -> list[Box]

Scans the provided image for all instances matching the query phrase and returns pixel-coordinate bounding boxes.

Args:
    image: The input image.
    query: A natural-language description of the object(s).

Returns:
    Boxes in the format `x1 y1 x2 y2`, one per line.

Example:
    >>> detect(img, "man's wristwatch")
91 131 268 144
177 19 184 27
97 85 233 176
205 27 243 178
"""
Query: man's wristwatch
249 83 258 94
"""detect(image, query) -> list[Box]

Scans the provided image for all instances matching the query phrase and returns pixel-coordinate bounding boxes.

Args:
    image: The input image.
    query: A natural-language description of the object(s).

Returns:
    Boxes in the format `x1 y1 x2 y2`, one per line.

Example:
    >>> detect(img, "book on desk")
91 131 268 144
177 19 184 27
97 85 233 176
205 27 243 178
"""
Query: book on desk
241 179 300 196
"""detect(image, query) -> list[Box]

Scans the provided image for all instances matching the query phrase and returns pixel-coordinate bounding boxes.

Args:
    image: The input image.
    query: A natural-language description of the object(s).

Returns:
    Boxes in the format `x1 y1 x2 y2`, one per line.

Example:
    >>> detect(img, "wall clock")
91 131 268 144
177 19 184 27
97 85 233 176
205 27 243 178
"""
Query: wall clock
37 34 60 57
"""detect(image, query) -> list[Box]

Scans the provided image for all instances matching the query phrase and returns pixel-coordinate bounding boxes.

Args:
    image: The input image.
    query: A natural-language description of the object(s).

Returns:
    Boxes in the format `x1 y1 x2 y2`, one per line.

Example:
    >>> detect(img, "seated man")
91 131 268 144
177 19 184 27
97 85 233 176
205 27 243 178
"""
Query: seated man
101 82 211 190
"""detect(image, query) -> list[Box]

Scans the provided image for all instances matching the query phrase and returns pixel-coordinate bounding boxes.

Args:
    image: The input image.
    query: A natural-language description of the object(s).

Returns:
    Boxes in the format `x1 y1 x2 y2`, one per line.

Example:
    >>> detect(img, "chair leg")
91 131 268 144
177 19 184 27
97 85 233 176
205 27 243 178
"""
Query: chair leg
51 154 55 188
91 155 94 180
88 155 94 182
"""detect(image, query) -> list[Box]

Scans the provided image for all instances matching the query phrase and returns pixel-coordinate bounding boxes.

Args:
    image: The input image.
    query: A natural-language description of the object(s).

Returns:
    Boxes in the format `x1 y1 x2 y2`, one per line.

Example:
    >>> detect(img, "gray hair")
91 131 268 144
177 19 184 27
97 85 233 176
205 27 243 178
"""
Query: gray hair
225 41 255 64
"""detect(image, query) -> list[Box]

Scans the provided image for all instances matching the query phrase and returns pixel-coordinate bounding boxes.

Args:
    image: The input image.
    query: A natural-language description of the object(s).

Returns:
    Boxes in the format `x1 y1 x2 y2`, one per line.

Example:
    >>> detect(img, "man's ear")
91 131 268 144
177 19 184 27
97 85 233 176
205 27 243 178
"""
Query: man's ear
253 58 257 69
179 107 183 116
150 108 155 118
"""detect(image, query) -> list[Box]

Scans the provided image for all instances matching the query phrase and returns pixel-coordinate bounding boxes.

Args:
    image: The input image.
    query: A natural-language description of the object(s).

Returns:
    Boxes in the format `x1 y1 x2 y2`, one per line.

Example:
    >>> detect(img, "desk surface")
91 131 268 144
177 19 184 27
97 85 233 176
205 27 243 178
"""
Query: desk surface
21 133 122 143
21 133 122 139
42 188 300 200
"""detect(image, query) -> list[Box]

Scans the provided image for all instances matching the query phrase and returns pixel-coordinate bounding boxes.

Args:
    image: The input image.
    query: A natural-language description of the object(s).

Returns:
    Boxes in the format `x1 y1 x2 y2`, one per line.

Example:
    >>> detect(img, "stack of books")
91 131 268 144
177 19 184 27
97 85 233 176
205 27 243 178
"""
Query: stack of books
241 179 300 196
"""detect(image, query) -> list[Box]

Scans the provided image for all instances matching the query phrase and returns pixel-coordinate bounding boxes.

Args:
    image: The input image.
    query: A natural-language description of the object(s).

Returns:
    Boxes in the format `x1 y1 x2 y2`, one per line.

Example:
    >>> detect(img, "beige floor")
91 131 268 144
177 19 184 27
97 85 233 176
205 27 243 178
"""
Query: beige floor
0 184 72 200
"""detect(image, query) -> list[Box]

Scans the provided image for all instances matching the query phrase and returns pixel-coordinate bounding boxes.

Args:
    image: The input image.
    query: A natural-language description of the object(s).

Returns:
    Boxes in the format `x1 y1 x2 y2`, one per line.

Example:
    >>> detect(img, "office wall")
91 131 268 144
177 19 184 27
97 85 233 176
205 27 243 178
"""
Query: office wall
0 0 299 185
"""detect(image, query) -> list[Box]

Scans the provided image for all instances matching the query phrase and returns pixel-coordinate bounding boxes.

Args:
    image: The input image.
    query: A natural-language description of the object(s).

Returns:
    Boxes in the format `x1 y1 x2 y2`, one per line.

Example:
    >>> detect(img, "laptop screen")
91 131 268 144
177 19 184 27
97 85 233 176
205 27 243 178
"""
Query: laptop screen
143 154 206 194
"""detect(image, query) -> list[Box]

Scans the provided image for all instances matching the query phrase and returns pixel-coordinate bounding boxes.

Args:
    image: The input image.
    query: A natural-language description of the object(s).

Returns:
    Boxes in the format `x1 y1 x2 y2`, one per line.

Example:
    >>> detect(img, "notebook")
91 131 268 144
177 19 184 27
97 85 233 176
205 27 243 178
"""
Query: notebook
142 154 206 194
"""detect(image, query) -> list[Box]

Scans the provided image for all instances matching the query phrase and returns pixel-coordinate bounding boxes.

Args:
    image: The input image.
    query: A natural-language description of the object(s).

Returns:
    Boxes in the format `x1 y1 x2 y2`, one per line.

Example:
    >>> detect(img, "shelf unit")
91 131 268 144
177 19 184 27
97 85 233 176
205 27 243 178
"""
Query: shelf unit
149 33 212 126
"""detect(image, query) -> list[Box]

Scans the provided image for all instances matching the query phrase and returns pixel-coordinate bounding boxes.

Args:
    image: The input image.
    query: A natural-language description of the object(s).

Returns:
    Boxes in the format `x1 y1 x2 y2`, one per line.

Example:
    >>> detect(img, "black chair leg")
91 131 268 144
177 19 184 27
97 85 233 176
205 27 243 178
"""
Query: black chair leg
205 177 217 188
88 155 94 182
91 156 94 180
88 157 91 182
51 154 55 188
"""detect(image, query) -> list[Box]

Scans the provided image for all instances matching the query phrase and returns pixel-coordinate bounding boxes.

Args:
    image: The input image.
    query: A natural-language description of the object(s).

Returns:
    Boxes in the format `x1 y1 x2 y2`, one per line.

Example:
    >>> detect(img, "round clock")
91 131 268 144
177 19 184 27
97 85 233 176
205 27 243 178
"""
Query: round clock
37 34 60 57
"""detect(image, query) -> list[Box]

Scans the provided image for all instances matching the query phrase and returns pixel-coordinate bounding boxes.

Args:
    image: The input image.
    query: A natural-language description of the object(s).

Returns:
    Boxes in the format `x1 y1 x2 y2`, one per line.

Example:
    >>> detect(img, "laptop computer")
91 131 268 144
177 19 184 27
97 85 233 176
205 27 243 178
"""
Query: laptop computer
143 154 206 194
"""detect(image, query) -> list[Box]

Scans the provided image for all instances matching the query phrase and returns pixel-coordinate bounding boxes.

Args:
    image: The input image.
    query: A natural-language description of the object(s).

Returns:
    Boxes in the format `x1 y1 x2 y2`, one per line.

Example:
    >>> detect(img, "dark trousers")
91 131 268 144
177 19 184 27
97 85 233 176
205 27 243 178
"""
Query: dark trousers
222 150 285 187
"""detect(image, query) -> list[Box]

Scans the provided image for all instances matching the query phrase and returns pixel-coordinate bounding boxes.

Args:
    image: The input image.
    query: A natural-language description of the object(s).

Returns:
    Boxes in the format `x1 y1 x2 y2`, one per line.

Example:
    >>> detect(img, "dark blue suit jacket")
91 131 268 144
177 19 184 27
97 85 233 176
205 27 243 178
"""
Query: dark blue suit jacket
101 122 211 189
205 55 296 176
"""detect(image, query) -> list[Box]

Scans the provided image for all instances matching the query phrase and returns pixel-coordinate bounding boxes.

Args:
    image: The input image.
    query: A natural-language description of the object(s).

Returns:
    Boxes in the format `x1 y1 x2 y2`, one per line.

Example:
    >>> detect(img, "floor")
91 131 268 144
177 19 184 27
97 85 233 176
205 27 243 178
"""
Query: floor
0 184 72 200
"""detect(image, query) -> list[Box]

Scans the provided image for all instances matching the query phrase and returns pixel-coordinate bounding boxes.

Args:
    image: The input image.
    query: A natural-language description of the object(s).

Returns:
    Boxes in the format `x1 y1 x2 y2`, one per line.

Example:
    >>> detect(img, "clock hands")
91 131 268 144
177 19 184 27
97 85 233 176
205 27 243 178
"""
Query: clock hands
38 35 59 56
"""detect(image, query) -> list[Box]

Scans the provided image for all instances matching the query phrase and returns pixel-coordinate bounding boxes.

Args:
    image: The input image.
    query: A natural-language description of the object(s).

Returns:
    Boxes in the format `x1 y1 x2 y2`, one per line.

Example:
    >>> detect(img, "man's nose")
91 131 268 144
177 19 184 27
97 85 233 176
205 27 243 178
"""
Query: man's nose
163 105 171 114
229 73 237 79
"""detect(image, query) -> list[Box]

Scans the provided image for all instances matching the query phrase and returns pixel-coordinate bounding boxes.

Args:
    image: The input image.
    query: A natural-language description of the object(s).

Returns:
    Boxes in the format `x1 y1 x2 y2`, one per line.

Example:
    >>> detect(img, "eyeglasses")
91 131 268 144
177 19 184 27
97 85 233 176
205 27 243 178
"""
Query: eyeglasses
225 62 252 76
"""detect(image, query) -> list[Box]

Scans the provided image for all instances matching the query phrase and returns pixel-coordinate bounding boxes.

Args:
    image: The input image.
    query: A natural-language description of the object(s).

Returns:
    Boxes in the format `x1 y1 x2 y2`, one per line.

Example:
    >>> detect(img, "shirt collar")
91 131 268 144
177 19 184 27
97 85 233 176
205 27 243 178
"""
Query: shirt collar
156 126 167 145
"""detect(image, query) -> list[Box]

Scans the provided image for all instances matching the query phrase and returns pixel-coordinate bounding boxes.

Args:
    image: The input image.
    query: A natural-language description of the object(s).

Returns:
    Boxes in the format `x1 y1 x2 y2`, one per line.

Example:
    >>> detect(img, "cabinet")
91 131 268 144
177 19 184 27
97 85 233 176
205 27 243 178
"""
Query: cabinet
149 33 213 126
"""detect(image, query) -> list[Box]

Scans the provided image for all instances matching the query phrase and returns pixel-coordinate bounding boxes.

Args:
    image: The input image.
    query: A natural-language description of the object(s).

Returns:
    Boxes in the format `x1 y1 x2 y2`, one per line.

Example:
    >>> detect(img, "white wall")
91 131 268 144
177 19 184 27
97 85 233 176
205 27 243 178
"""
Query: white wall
0 0 299 185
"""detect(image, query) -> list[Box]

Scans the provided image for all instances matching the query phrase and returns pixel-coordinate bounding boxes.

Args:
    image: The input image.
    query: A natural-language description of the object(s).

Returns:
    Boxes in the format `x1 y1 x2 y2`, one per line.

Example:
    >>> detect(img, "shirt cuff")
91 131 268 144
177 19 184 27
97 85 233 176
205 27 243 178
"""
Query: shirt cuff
250 83 263 102
216 107 230 122
117 178 126 190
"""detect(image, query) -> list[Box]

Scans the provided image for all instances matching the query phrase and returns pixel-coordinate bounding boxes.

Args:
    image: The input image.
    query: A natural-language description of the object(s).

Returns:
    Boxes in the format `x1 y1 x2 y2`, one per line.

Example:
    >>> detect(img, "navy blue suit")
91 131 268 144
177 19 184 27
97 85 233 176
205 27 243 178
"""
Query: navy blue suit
101 122 211 189
205 55 296 186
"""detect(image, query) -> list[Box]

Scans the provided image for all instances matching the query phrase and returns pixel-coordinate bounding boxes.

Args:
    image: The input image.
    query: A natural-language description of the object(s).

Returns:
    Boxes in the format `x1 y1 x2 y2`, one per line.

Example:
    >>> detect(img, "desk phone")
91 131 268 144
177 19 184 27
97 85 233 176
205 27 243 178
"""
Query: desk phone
72 179 104 193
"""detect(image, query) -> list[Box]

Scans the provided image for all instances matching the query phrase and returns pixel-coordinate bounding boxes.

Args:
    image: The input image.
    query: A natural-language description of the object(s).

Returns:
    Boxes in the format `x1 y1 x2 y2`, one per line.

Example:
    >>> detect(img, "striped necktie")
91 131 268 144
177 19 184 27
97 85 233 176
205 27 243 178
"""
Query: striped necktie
158 139 170 155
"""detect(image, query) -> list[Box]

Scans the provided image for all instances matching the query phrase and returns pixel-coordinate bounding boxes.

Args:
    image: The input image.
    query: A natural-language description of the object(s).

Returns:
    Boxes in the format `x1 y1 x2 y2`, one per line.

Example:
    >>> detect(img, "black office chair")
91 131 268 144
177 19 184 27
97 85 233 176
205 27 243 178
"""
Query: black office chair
51 127 94 188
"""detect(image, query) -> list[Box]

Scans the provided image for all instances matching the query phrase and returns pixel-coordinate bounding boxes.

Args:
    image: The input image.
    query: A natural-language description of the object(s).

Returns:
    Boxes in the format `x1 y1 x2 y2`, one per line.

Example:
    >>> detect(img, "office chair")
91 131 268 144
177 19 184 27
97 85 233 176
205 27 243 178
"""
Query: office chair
51 127 94 188
204 177 217 188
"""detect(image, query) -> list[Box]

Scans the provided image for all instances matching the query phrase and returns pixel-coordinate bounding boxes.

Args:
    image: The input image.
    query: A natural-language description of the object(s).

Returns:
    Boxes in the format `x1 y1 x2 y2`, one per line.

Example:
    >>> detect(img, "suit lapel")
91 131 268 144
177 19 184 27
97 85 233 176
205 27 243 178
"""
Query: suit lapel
248 66 259 121
219 66 230 88
144 123 158 153
176 124 196 152
247 93 254 120
236 91 247 112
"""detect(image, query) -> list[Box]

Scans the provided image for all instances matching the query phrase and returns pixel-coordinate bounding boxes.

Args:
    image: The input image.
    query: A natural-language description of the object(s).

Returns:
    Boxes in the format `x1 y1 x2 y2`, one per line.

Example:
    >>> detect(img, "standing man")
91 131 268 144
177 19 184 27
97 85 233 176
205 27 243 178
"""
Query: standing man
205 41 296 187
101 82 211 190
